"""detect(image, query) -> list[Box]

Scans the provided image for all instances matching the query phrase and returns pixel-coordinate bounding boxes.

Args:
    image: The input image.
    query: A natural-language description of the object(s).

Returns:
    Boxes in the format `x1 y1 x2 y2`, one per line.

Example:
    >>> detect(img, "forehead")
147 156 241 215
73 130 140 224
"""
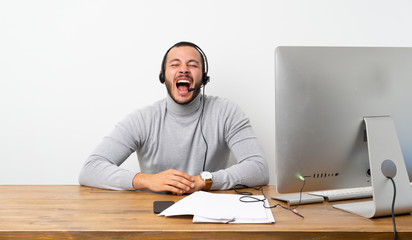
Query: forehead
166 46 202 63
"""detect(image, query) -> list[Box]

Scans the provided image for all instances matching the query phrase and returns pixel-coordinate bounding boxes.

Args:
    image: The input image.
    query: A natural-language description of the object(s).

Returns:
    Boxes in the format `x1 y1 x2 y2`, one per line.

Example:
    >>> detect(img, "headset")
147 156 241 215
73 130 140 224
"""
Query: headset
159 41 210 86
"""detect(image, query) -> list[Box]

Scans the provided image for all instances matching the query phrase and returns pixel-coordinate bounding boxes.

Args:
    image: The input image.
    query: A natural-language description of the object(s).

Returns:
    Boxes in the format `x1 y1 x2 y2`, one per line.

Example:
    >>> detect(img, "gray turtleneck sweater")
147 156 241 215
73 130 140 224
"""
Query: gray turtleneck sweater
78 94 269 190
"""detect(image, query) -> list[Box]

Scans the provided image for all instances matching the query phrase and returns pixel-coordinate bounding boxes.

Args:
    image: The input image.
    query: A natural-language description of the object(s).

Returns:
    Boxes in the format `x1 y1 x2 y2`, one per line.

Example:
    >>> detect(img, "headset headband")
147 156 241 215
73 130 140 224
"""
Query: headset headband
159 41 210 85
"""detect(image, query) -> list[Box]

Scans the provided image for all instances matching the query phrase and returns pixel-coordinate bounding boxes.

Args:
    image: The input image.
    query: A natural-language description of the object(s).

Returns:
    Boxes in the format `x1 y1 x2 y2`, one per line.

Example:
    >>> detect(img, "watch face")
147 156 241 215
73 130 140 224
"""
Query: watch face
201 171 212 180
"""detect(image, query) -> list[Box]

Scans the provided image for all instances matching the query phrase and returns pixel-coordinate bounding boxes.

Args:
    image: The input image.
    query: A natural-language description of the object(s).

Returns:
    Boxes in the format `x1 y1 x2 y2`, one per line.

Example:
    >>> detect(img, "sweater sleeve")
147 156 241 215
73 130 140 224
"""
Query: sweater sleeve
210 101 269 190
78 112 143 190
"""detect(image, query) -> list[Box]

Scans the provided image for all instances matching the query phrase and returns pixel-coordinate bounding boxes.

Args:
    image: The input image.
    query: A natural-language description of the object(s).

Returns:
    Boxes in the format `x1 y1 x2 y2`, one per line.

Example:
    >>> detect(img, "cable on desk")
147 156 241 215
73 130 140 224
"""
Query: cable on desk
233 183 306 219
387 177 397 240
295 175 311 209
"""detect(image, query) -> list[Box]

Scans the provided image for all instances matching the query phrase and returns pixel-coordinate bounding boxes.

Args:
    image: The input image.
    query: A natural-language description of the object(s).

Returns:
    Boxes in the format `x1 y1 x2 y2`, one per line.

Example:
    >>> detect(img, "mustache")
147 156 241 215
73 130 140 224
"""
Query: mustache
176 74 193 80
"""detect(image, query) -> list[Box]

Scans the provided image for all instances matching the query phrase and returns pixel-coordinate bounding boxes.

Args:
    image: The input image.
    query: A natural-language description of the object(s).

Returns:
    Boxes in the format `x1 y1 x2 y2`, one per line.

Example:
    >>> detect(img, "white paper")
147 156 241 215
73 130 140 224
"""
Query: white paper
158 191 275 224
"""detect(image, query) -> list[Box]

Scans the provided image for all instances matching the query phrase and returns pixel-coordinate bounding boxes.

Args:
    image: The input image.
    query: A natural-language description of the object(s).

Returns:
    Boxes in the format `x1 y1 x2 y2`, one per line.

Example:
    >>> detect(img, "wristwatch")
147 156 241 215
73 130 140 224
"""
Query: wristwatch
200 171 213 191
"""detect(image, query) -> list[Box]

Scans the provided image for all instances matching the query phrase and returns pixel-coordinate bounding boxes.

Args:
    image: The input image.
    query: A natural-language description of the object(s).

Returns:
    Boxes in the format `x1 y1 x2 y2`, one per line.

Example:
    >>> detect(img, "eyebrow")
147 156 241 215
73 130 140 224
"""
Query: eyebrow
168 59 200 65
187 59 200 65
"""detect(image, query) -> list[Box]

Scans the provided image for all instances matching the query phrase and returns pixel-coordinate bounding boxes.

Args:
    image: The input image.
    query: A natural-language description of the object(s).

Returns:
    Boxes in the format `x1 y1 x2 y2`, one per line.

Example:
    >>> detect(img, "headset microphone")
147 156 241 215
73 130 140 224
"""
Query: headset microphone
188 86 201 92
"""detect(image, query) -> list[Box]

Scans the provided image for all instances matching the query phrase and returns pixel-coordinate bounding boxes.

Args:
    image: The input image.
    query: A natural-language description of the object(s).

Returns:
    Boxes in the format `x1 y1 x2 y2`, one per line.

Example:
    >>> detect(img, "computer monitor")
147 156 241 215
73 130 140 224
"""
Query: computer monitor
275 46 412 218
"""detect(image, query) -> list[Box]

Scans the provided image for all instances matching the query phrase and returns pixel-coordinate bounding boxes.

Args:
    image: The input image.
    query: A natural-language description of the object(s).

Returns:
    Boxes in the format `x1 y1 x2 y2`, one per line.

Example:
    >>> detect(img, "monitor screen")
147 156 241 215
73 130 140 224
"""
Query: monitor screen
275 46 412 194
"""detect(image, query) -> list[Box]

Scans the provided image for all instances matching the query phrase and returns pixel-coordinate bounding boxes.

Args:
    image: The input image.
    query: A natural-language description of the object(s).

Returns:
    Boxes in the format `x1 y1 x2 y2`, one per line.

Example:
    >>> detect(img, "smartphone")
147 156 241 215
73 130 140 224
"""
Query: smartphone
153 201 175 214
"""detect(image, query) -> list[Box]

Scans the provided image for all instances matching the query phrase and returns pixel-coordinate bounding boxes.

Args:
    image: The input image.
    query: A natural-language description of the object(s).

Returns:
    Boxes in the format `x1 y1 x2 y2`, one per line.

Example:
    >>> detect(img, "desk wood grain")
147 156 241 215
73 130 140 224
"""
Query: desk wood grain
0 185 411 239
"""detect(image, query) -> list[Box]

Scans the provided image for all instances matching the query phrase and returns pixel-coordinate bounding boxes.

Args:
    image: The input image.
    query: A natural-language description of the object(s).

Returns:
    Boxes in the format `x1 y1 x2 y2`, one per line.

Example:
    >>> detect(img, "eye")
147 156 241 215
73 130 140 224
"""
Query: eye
188 62 200 68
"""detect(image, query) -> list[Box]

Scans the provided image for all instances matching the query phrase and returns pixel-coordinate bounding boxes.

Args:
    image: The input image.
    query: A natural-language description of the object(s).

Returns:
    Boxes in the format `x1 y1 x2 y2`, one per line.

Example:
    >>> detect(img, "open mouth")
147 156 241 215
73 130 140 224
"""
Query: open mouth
176 79 191 93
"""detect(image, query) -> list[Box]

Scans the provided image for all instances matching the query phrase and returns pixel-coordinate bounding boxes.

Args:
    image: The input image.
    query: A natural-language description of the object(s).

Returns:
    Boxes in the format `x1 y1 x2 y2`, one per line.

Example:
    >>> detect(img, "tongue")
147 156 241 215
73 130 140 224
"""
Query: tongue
178 84 189 93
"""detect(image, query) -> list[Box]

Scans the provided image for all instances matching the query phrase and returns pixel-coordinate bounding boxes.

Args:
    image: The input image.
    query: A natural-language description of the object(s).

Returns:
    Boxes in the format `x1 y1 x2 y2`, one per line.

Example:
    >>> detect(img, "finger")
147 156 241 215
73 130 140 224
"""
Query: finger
177 177 196 189
164 184 185 195
168 176 195 190
168 169 195 182
164 178 191 193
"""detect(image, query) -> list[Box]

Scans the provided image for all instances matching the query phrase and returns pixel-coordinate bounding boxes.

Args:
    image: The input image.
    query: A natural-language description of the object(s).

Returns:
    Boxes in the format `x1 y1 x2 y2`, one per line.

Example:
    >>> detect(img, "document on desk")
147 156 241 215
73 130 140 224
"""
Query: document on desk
158 191 275 224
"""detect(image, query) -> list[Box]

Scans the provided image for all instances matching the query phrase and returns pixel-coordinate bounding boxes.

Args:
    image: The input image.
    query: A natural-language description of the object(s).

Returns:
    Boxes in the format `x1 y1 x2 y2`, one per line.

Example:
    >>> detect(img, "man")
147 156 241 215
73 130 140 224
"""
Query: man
79 42 269 195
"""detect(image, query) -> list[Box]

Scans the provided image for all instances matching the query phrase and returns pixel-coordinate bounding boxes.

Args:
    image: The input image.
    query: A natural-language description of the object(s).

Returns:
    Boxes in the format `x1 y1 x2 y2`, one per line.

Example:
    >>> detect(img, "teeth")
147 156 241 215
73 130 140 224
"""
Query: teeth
177 80 190 84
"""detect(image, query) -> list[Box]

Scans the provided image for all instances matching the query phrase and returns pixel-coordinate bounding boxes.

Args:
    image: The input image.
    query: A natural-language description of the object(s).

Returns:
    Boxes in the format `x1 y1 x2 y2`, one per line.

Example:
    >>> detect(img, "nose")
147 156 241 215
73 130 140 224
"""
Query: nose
179 64 190 74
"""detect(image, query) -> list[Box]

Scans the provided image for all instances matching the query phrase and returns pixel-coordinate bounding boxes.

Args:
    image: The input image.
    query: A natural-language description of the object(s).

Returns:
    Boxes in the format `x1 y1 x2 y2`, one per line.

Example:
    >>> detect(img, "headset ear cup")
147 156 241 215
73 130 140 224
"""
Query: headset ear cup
202 74 210 85
159 72 165 83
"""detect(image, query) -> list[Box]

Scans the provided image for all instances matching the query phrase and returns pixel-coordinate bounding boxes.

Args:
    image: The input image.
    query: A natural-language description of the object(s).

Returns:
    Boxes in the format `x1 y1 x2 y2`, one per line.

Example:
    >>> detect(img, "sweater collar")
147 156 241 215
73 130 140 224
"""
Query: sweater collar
166 93 202 116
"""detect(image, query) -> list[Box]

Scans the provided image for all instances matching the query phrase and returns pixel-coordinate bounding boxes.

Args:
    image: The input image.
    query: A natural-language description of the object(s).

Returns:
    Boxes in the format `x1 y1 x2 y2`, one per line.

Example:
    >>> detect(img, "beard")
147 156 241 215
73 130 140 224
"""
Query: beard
165 79 201 105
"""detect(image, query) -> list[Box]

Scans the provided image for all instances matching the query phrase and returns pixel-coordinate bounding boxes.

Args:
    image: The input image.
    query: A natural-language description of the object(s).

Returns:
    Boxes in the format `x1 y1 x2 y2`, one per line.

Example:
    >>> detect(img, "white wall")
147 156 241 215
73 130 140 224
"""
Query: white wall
1 0 412 185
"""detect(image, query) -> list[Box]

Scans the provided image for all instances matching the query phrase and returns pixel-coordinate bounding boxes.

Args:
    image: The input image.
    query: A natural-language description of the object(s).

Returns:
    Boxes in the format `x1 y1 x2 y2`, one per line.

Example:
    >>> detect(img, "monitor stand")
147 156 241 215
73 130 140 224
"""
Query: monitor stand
333 116 412 218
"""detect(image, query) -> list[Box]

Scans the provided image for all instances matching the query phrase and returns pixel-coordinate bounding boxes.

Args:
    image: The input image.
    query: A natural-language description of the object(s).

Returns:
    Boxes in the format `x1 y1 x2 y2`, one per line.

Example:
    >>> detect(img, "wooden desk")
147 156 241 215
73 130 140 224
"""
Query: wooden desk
0 185 411 240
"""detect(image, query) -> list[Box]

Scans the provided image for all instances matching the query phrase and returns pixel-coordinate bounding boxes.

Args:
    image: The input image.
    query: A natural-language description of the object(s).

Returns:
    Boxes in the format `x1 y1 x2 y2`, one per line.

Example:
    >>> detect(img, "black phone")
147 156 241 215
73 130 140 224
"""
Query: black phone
153 201 175 214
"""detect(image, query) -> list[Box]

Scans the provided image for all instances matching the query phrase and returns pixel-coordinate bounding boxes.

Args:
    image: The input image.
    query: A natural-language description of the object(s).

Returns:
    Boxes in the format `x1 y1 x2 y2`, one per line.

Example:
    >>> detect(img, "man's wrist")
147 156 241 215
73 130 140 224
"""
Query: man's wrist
200 171 213 191
132 172 146 190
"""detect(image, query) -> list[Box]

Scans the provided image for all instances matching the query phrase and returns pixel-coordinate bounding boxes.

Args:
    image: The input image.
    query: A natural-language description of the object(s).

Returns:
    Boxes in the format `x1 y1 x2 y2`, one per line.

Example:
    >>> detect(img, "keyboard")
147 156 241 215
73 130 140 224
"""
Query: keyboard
308 182 412 202
309 187 373 201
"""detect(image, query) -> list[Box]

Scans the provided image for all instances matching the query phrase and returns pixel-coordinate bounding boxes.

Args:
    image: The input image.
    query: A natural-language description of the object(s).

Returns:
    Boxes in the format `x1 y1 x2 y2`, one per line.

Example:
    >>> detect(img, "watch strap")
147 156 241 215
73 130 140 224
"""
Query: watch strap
203 179 212 191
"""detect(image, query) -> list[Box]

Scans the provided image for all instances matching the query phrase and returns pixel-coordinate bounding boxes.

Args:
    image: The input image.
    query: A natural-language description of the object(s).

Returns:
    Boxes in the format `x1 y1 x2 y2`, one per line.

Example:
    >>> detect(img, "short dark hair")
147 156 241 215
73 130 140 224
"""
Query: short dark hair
160 41 208 74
